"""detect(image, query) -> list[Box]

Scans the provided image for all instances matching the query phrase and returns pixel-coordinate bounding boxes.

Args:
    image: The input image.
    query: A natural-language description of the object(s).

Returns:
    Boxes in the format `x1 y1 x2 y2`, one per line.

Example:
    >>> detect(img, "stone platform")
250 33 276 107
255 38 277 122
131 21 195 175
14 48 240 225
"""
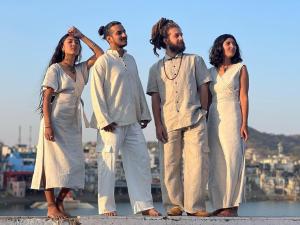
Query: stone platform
1 216 300 225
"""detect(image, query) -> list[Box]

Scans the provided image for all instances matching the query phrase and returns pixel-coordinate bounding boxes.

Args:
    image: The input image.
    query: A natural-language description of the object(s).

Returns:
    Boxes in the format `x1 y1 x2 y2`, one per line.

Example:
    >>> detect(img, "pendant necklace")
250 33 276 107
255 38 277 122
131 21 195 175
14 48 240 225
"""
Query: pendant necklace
62 62 76 74
163 54 183 80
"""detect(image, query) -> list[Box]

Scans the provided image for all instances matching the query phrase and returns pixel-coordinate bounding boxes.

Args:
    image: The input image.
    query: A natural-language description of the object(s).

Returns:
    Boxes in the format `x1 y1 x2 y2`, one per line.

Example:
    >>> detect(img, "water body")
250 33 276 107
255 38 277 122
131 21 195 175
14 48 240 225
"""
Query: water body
1 201 300 217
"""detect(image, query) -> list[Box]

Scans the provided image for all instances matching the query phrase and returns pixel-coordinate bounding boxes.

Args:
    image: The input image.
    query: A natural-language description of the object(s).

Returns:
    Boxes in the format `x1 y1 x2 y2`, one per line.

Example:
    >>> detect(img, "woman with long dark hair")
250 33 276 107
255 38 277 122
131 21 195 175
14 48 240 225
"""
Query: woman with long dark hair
31 26 103 219
207 34 249 217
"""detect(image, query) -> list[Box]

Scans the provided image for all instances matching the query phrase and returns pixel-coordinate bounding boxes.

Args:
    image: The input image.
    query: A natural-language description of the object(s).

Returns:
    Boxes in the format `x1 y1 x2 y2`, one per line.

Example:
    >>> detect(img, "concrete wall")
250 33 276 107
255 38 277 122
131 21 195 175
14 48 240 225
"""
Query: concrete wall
1 216 300 225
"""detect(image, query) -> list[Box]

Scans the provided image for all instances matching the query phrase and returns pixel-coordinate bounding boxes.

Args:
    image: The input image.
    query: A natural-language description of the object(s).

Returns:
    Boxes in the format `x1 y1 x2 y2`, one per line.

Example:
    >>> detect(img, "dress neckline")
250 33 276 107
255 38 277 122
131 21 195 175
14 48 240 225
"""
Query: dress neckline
57 63 77 83
216 63 238 77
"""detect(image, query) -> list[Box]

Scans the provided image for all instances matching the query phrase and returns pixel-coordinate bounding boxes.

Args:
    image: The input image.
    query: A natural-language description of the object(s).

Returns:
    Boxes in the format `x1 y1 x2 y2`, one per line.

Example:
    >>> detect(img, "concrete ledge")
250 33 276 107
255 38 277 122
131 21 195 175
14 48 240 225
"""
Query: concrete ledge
1 216 300 225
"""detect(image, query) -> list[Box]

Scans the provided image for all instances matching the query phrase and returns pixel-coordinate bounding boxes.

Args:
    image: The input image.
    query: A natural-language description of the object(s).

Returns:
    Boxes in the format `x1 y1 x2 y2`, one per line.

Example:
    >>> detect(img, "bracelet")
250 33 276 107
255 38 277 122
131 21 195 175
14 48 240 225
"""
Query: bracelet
44 126 52 128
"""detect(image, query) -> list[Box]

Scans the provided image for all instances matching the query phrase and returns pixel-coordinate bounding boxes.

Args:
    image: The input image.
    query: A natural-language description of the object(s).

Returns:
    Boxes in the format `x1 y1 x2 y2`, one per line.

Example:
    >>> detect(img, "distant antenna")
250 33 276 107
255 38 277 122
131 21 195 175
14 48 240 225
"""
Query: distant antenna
18 125 22 145
29 126 32 148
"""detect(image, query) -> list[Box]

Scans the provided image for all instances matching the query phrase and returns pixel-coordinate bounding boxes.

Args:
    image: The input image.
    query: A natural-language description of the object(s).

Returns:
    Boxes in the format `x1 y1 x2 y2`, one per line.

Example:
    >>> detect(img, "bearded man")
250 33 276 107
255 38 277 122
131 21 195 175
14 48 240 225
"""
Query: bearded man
147 18 212 217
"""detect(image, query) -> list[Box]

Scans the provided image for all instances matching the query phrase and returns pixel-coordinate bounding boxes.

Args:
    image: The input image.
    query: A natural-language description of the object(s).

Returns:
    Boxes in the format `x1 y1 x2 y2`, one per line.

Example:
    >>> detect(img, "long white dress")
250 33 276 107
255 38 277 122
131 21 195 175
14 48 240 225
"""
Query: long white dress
31 62 88 190
207 62 246 209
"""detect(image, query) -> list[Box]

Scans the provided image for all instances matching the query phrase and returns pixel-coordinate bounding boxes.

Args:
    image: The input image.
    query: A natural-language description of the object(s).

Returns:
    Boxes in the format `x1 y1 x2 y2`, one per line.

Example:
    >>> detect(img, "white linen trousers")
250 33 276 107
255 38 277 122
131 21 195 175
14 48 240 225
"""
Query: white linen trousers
96 122 154 214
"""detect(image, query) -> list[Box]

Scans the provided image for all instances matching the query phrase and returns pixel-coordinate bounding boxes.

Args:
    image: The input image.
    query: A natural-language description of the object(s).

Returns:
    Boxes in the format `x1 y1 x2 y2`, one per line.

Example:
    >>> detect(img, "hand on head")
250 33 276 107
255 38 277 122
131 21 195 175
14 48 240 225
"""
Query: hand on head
68 26 83 39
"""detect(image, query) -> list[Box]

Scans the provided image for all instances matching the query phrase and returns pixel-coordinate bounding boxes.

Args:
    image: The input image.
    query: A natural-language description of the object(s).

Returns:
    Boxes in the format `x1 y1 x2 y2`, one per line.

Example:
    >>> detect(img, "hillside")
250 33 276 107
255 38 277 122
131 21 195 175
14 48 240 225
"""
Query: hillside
247 127 300 156
147 127 300 157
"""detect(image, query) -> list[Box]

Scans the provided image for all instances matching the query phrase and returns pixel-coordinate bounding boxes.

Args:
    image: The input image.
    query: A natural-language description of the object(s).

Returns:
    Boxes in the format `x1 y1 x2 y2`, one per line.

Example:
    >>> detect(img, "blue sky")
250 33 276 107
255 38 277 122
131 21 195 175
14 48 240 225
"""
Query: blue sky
0 0 299 146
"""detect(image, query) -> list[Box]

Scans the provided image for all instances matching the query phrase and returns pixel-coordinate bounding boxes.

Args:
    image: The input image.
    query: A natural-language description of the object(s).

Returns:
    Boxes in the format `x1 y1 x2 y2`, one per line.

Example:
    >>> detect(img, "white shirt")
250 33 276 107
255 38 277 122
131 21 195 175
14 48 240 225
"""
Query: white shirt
147 53 211 132
90 49 151 129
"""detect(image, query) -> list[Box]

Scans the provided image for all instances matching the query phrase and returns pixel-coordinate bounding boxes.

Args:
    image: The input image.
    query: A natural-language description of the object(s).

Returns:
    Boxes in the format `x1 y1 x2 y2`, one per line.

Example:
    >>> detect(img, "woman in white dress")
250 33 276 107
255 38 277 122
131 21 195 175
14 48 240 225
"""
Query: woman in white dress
31 26 103 219
207 34 249 217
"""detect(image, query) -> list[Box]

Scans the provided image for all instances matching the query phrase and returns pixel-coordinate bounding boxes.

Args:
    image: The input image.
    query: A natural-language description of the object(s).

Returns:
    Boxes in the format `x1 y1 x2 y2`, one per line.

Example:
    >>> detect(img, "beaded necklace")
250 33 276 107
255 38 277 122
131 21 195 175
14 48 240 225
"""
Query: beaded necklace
163 54 183 80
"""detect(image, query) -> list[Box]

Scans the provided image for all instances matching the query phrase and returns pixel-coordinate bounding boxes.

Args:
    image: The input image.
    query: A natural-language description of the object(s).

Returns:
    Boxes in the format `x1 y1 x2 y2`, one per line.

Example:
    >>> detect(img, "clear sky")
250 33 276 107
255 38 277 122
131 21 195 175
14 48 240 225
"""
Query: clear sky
0 0 299 146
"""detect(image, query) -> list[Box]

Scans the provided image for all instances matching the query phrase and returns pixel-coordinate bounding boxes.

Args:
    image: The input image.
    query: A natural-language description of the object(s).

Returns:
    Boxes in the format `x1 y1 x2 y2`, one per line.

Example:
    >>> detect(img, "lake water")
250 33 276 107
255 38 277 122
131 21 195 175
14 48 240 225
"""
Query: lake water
1 201 300 217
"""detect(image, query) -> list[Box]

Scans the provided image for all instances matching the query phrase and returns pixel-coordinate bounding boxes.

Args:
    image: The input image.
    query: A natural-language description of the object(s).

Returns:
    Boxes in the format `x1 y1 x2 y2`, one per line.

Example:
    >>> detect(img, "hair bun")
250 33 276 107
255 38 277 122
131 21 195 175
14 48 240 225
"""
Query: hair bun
98 26 105 36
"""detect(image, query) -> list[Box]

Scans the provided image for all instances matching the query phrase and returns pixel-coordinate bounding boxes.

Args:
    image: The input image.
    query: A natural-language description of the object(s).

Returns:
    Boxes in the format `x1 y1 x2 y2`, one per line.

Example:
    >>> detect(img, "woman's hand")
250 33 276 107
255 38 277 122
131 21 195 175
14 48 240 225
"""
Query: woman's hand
45 127 55 142
240 124 249 141
68 26 84 39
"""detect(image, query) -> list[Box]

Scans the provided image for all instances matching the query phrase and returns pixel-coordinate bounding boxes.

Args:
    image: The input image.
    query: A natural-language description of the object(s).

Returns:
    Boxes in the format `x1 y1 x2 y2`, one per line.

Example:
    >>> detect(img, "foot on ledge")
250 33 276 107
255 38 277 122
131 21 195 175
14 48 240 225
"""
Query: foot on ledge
142 208 161 216
187 210 210 217
167 206 183 216
103 211 118 216
216 207 238 217
47 202 66 220
56 197 71 218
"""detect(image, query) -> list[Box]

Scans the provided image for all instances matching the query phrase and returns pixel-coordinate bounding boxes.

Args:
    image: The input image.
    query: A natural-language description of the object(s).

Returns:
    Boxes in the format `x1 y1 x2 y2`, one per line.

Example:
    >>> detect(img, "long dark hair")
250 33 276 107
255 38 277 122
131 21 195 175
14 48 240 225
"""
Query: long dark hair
37 34 82 116
98 21 121 40
150 18 180 56
209 34 242 68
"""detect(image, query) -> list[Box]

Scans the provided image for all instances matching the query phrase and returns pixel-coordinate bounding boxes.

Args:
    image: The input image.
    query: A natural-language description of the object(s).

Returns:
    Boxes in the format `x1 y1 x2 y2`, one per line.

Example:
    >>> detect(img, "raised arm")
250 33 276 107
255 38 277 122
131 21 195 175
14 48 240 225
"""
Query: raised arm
68 26 104 69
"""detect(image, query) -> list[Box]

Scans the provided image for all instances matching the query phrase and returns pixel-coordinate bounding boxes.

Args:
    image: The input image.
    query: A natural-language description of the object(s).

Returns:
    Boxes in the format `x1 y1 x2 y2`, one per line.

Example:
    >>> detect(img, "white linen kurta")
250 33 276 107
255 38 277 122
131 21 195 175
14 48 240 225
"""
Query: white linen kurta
207 62 246 209
31 62 88 190
90 49 154 214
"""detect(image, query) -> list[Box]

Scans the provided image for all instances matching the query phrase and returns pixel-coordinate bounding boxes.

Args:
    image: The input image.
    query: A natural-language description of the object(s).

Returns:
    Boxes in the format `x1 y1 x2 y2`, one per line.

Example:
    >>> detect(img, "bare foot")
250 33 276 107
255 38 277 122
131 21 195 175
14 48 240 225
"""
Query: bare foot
103 211 117 216
142 208 161 216
47 203 66 219
56 198 71 217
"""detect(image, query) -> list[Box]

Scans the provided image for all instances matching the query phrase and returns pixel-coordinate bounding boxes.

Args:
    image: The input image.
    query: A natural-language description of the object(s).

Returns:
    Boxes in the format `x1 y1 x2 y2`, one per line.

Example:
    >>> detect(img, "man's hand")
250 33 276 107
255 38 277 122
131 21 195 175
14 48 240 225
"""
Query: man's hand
103 122 117 132
156 123 168 143
139 120 150 129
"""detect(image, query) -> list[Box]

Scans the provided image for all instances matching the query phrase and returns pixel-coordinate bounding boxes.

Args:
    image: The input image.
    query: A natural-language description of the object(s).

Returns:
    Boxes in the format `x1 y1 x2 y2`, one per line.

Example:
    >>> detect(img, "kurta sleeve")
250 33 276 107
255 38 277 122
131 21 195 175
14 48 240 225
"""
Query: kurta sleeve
134 63 152 121
90 58 113 129
77 62 89 85
146 64 159 95
195 55 212 87
42 64 59 92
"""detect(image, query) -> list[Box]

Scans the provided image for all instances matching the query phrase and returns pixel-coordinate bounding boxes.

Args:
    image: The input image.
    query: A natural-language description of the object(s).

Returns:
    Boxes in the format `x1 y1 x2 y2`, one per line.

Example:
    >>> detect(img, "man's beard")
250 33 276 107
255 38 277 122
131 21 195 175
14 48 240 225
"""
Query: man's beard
169 41 186 54
117 38 127 48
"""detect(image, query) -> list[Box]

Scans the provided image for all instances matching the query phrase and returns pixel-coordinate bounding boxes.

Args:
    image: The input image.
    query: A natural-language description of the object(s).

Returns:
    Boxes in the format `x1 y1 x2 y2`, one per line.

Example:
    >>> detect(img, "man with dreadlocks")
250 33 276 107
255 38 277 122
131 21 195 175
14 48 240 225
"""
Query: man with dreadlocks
90 21 160 217
147 18 211 217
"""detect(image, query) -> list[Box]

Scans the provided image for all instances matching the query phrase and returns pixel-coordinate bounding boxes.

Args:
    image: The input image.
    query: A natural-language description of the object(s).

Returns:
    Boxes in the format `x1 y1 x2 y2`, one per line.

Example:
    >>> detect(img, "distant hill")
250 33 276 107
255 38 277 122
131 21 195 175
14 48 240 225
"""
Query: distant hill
247 127 300 156
146 127 300 157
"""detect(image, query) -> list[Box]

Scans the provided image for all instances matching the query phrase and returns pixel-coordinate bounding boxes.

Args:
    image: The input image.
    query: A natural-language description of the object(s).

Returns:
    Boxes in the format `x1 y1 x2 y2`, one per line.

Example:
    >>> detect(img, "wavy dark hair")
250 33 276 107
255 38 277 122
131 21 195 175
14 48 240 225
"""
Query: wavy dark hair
209 34 242 68
37 34 82 116
150 18 180 56
98 21 122 40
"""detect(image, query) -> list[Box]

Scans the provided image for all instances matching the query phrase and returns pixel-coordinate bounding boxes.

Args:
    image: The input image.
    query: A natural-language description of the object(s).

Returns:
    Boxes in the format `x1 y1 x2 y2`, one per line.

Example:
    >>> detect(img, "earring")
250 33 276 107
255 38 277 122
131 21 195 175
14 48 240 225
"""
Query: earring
62 51 65 59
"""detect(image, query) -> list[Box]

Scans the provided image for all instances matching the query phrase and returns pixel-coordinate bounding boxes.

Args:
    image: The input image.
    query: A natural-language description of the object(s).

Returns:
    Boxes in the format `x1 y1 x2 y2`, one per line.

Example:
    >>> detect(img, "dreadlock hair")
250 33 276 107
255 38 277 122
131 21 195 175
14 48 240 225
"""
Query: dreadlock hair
98 21 122 40
150 18 180 57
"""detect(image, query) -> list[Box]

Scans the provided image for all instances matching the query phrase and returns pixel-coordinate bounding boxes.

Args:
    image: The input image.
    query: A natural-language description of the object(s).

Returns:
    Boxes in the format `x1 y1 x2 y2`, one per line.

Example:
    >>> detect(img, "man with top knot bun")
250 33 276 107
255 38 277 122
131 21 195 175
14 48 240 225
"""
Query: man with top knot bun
90 21 161 217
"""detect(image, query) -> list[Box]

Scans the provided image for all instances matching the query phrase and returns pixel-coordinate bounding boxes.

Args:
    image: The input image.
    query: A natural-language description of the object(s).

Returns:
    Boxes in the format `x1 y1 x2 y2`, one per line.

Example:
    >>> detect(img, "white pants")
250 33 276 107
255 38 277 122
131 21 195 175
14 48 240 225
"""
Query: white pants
97 122 154 214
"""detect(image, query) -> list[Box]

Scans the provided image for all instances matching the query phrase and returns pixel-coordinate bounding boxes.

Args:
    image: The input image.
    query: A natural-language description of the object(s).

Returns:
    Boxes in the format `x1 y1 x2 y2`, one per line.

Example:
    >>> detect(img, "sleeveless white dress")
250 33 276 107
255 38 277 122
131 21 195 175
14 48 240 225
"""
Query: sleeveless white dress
31 62 88 190
207 62 246 209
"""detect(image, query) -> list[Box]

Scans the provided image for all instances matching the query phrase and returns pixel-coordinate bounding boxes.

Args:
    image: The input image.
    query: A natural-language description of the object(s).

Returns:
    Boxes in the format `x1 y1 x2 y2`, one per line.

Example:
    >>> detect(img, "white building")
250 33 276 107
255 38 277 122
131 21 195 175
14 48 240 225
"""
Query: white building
7 179 26 198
